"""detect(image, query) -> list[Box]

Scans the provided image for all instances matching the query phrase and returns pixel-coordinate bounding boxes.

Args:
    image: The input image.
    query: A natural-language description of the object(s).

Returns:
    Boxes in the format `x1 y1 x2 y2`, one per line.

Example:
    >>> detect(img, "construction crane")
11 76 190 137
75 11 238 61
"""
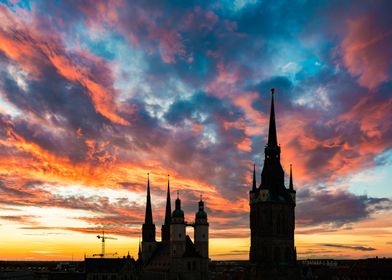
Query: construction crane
93 231 117 258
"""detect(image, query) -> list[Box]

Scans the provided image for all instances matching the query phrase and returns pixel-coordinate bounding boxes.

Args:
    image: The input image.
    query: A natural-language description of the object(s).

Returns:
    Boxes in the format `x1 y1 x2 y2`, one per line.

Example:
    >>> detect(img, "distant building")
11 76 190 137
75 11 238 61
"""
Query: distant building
85 256 137 280
248 89 300 279
140 176 209 280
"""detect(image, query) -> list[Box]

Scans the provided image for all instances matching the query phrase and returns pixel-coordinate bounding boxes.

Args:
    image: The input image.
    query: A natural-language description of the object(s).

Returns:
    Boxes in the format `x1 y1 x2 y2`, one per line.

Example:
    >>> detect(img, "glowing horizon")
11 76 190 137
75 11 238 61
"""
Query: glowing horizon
0 0 392 261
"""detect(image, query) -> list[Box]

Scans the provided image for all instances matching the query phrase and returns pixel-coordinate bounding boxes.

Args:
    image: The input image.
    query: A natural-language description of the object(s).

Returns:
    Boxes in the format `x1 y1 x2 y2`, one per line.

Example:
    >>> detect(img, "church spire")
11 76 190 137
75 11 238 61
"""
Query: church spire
145 173 153 224
268 88 278 147
164 175 172 225
142 173 155 243
252 163 257 191
161 174 172 242
289 164 294 190
260 88 285 192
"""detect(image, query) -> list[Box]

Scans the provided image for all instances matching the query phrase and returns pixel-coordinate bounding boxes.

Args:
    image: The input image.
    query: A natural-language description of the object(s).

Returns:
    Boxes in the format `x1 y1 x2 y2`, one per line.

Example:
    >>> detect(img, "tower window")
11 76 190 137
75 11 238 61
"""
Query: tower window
202 233 205 239
179 233 182 238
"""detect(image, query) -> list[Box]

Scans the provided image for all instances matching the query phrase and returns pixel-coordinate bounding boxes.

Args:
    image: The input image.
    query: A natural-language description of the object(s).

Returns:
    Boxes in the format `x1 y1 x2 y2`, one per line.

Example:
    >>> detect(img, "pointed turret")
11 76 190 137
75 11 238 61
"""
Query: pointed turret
138 239 142 260
289 164 296 203
144 173 153 225
268 88 278 147
142 173 155 243
161 175 172 242
252 164 257 191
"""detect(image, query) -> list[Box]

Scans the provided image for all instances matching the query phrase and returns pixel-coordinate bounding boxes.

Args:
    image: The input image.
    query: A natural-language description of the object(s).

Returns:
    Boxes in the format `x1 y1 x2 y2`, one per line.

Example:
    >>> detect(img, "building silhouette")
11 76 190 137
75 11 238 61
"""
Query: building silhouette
139 175 209 280
249 89 300 279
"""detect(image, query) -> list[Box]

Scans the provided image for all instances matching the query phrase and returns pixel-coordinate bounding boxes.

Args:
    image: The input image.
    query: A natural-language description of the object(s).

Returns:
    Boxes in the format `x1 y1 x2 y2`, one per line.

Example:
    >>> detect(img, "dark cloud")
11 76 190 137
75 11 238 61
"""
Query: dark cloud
297 190 391 227
323 244 376 251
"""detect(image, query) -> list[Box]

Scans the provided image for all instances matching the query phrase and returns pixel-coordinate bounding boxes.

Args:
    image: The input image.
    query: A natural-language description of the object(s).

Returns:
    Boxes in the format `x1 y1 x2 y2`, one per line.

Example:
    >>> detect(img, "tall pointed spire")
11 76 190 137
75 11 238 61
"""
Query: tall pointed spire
164 175 172 225
161 174 172 241
142 173 155 243
145 173 153 224
252 163 257 191
261 88 285 192
289 164 294 190
267 88 278 147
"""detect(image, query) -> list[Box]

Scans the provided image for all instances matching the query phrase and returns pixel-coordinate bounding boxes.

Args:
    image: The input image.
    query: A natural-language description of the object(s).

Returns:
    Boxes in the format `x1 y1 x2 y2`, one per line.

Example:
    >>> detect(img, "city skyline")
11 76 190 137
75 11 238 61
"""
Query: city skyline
0 0 391 261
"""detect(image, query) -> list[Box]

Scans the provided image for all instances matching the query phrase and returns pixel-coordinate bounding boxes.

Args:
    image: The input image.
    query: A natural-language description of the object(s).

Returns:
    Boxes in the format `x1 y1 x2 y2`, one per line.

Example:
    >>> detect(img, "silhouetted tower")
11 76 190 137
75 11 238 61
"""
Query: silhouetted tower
142 173 156 262
249 89 296 268
170 191 186 258
161 175 172 242
194 195 209 258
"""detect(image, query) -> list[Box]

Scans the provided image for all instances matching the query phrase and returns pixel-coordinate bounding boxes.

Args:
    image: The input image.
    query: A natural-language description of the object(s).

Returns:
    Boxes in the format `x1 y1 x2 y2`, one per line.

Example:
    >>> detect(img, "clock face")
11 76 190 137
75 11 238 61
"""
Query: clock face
260 191 268 201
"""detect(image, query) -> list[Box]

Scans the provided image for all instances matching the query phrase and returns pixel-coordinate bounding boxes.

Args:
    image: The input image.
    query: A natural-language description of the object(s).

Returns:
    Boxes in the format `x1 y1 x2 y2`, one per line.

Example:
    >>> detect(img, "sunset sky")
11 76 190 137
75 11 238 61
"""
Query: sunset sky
0 0 391 261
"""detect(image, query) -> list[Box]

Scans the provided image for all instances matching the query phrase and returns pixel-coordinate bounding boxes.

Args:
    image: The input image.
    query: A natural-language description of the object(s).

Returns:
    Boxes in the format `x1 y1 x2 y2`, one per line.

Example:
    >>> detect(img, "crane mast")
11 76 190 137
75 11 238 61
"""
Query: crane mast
94 231 117 258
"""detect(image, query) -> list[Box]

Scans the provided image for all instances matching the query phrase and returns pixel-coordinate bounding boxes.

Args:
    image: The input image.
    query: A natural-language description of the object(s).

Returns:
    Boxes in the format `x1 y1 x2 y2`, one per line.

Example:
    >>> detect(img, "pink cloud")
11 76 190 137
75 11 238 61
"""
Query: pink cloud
342 15 392 89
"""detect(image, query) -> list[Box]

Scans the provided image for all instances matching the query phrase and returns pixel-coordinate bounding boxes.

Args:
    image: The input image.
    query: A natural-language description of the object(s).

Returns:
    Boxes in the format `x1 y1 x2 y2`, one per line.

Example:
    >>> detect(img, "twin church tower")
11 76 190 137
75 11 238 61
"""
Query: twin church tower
139 89 297 279
140 176 209 280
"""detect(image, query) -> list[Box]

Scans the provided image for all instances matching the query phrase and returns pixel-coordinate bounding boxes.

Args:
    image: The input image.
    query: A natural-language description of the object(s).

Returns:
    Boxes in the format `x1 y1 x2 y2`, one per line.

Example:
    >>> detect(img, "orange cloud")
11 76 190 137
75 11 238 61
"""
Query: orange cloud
0 5 127 125
342 16 392 89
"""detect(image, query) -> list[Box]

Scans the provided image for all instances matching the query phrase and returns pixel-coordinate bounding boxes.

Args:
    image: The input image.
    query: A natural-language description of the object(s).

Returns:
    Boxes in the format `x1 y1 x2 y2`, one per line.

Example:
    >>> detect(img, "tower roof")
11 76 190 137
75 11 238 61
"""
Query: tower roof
172 191 184 219
267 88 278 147
259 89 292 203
144 173 153 225
196 194 207 220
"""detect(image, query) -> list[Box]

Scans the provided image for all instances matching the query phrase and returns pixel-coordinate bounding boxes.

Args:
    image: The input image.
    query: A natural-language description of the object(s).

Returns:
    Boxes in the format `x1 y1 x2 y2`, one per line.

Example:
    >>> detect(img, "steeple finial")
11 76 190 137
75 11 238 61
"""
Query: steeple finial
144 173 153 224
268 88 278 147
177 190 179 199
289 164 294 190
252 163 257 191
200 193 203 201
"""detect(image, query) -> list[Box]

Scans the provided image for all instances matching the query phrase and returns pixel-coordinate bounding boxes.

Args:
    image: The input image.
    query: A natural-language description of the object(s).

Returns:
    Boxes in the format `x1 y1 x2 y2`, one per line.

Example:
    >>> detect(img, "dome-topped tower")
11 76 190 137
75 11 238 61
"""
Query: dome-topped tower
172 191 185 221
195 196 208 221
170 191 186 259
194 195 209 259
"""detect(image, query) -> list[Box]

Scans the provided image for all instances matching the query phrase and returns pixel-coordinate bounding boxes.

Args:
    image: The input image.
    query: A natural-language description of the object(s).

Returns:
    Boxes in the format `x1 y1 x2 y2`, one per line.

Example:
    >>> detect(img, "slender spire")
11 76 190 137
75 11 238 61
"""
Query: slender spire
267 88 278 147
252 163 257 191
144 173 153 224
164 175 171 225
289 164 294 190
138 238 142 260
